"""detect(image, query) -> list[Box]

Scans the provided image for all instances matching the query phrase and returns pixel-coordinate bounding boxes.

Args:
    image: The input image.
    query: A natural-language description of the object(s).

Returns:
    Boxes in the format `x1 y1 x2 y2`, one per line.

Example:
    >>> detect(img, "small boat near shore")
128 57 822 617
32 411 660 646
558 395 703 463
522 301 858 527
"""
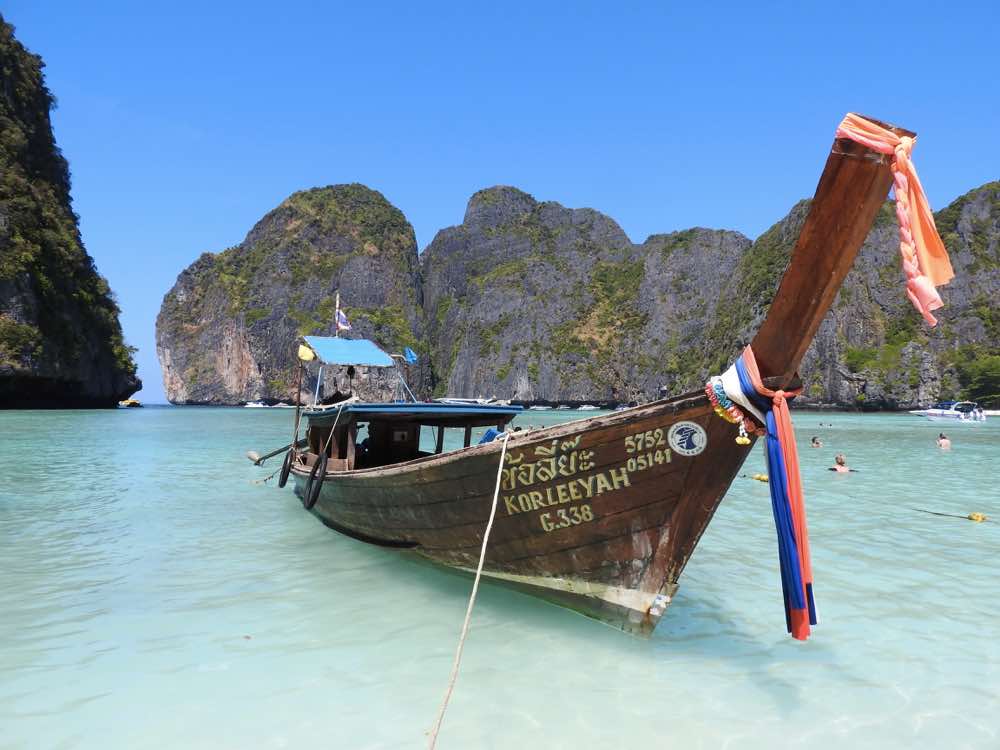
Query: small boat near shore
117 398 142 408
253 114 954 638
909 401 987 423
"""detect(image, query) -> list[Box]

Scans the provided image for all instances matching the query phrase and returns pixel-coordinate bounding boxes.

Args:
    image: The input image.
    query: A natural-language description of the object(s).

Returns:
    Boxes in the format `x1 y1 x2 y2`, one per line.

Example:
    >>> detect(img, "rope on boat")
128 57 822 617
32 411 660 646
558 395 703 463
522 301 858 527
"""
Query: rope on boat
252 465 282 485
319 401 347 458
428 431 511 750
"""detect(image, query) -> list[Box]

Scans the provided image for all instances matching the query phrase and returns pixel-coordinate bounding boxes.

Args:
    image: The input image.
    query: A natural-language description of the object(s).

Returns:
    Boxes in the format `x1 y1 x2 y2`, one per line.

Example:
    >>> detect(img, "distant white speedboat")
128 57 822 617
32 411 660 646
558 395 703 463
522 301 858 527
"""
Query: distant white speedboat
528 405 552 411
555 405 571 410
435 397 495 406
244 401 268 408
578 404 599 410
908 401 987 423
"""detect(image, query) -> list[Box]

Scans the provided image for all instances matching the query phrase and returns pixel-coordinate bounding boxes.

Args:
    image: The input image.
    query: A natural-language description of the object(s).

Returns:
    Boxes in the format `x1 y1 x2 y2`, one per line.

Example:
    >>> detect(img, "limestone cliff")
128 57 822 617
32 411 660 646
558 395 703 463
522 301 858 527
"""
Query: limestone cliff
421 186 750 403
156 185 423 404
158 180 999 409
0 16 139 407
423 183 1000 408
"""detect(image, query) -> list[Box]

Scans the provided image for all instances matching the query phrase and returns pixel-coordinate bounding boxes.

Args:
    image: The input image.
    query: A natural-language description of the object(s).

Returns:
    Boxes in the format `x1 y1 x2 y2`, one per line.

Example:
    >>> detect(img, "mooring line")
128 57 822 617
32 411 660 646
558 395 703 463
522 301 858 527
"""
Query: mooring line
252 465 282 485
910 508 993 524
428 431 510 749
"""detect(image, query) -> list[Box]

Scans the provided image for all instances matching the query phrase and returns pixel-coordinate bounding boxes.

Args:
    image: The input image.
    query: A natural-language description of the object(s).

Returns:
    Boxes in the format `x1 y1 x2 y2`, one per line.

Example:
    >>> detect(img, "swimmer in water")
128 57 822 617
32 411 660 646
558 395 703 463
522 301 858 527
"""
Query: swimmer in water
829 453 852 473
937 433 951 450
810 436 823 448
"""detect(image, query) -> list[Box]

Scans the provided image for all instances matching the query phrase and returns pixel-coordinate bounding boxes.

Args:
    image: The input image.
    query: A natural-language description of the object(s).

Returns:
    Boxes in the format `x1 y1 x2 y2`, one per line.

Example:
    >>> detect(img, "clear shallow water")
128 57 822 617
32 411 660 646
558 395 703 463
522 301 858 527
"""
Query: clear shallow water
1 407 998 749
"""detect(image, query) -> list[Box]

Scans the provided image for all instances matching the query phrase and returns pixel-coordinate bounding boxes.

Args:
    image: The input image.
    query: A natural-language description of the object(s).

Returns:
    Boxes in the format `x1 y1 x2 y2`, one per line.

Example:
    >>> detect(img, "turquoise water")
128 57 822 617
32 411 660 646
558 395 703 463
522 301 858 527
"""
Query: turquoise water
1 407 998 749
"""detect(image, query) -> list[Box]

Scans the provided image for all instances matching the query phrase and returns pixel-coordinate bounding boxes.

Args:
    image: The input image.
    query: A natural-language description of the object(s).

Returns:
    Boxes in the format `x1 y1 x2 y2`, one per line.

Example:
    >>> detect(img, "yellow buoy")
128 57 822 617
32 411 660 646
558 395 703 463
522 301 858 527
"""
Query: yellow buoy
968 512 987 523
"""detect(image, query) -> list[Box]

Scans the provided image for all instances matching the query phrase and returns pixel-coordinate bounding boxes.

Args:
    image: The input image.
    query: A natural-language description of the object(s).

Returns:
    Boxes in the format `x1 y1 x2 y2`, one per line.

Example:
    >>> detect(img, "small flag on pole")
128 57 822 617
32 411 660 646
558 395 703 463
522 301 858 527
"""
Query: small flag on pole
336 309 351 332
403 347 418 364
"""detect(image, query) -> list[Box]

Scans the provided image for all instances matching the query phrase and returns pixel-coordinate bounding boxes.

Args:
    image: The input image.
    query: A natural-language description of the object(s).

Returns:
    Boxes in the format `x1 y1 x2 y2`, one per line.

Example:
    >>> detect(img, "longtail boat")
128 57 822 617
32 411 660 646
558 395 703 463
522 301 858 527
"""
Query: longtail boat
258 114 953 637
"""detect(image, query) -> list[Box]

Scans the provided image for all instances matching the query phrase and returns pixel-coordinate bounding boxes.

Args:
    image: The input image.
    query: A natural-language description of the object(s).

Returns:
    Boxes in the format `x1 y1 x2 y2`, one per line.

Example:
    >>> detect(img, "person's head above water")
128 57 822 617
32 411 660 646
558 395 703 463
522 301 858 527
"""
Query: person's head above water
834 453 846 466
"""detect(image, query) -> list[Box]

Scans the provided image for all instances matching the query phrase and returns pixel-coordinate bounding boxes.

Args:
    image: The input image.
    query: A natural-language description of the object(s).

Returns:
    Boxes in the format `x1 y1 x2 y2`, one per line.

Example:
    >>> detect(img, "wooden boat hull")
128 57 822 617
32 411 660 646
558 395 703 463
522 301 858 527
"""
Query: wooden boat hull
284 114 918 636
291 391 754 635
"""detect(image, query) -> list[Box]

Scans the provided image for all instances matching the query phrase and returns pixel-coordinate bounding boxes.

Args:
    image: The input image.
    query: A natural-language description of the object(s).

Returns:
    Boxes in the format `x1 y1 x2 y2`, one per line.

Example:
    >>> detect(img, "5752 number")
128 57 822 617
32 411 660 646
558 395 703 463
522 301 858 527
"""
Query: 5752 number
624 428 665 454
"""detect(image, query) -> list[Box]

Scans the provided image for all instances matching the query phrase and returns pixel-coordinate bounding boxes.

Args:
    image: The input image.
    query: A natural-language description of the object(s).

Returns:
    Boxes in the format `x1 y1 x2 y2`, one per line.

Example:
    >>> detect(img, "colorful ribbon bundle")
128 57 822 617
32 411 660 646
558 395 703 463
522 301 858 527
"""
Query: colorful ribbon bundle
709 346 816 640
705 377 765 445
733 346 816 640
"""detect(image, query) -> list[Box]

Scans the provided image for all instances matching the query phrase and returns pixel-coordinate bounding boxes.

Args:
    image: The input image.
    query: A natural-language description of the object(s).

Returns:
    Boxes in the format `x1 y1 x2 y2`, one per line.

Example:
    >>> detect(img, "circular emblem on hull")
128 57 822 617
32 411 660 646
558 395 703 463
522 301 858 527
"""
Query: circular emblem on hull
668 421 707 457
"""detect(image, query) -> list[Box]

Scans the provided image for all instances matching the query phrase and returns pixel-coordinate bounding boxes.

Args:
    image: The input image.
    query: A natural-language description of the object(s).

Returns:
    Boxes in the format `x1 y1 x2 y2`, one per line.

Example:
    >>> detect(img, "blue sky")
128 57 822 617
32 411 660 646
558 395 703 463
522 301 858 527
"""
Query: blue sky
6 1 999 402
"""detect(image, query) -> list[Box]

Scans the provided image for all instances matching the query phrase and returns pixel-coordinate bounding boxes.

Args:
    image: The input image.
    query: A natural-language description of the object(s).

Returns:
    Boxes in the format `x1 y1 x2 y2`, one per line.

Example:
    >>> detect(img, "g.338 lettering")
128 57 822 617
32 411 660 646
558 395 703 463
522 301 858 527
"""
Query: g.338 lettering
540 504 594 532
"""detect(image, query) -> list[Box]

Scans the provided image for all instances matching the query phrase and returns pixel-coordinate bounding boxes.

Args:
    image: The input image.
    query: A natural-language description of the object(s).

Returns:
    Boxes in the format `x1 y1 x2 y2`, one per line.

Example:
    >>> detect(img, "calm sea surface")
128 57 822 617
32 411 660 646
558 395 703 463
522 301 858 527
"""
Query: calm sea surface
1 407 998 749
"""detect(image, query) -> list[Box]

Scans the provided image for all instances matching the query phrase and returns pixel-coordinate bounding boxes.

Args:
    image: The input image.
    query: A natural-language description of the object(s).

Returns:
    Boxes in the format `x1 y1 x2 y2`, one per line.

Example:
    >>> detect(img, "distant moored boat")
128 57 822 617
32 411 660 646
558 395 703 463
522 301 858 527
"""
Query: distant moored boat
908 401 986 423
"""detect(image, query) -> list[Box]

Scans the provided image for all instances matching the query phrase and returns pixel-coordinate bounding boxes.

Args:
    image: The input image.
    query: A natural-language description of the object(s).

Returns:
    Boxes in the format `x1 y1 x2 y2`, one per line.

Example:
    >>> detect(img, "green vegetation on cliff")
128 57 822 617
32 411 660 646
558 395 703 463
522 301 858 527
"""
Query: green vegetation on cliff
0 16 138 403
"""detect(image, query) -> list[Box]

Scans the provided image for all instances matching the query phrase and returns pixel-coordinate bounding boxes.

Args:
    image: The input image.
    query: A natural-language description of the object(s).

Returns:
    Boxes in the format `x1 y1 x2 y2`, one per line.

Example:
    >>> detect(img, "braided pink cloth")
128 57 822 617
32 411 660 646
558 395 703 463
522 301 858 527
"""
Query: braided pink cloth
835 113 954 326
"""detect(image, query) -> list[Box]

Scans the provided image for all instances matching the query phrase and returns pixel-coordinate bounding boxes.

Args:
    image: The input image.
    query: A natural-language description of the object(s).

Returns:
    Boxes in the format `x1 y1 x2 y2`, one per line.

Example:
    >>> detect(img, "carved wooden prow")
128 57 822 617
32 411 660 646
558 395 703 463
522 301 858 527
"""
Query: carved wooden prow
750 115 915 385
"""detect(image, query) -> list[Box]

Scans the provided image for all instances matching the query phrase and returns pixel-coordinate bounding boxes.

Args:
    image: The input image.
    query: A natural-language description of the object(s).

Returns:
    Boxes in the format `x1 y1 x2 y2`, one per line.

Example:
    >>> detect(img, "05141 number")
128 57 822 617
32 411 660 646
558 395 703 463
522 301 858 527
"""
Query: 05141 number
627 449 670 472
540 504 594 532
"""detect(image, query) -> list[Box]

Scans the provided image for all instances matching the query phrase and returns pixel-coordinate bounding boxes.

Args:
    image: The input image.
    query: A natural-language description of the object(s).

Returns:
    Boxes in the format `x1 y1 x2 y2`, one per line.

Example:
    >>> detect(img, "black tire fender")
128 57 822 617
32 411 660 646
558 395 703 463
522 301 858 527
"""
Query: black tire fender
277 449 294 489
303 453 328 510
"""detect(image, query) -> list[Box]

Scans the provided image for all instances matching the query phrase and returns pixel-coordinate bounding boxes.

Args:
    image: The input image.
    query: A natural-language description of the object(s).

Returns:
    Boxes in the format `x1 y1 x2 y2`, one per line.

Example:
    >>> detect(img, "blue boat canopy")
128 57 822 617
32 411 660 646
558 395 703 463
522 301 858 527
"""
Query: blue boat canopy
304 401 522 425
302 336 395 367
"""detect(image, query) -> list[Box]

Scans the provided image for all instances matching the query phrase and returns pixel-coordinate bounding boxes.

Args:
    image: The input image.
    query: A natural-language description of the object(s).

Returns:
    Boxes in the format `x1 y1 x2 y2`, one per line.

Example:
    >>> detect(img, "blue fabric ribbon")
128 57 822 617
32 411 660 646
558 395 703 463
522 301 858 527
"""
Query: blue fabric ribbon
735 358 809 625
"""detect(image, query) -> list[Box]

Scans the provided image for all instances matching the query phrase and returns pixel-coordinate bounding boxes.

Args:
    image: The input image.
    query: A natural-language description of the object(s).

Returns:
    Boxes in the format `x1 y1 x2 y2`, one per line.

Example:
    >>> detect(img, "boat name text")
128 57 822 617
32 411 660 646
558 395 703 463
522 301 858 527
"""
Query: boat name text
503 467 631 527
502 436 595 491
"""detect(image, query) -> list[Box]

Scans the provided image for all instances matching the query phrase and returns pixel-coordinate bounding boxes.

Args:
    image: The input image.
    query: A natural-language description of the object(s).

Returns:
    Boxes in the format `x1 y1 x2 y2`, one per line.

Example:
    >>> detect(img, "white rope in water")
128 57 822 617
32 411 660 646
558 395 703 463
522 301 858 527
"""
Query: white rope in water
427 431 511 749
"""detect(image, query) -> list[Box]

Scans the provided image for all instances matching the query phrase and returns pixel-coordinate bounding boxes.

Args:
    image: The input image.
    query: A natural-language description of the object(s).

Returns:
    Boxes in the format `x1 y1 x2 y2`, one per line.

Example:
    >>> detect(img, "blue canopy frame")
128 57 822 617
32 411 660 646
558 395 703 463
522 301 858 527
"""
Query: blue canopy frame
302 336 395 367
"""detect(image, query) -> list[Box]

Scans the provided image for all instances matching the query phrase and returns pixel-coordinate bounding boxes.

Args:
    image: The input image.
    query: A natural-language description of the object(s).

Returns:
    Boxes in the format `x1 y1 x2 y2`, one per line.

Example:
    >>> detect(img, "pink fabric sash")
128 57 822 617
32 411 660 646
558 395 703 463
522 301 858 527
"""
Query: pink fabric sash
835 113 954 326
